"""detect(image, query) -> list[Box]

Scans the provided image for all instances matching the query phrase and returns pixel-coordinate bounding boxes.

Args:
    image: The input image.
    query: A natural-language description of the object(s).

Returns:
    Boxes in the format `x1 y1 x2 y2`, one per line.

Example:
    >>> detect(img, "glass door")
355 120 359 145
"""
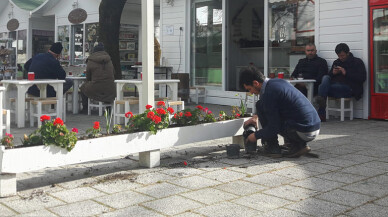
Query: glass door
71 24 84 65
372 8 388 94
190 0 223 88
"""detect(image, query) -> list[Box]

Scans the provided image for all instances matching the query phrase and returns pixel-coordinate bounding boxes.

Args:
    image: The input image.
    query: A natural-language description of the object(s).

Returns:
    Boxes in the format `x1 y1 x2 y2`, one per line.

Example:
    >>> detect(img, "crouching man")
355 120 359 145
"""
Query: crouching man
240 67 321 158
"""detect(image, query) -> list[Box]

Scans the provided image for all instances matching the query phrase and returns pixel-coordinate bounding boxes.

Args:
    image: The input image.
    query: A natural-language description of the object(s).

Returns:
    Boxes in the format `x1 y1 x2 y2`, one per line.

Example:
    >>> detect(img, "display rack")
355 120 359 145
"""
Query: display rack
120 24 139 79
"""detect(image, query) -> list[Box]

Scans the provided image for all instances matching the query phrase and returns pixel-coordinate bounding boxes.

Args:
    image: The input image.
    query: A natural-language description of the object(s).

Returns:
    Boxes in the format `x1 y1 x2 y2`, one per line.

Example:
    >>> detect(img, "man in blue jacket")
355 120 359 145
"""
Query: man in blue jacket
315 43 366 121
240 67 321 158
25 42 73 97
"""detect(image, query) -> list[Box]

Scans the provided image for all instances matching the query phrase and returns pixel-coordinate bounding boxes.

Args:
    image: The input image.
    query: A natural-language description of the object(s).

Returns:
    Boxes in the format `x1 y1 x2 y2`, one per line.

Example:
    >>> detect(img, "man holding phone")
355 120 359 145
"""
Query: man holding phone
315 43 366 121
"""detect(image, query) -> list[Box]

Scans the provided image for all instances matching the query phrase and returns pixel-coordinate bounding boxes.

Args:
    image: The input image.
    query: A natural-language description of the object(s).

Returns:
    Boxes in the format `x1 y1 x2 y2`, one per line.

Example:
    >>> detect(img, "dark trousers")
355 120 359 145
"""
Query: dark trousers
318 75 352 98
256 100 306 149
27 78 74 97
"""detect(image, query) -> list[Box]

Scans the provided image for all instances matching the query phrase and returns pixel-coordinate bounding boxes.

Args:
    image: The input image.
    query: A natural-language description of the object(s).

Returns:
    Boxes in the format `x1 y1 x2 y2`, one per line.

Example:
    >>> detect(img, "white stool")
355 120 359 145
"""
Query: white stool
113 98 139 125
30 98 60 127
326 97 353 121
88 98 112 116
167 101 185 121
189 87 206 104
10 97 37 122
0 109 11 138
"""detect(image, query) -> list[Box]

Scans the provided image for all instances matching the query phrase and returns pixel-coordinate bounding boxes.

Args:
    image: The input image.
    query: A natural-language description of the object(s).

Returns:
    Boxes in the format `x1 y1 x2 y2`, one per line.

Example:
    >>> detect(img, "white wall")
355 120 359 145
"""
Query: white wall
160 0 186 73
316 0 369 119
0 2 30 33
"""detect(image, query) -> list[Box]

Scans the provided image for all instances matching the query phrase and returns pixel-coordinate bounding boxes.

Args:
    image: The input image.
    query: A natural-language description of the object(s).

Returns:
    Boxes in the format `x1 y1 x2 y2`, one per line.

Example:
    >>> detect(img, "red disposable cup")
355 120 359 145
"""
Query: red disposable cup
278 72 284 79
28 72 35 80
141 72 143 80
68 71 73 76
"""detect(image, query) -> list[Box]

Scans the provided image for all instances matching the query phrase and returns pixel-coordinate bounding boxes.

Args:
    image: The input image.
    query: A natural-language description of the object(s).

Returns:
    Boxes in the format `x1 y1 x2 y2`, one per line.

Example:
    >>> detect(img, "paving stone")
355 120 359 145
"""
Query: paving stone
232 193 291 212
316 171 367 184
321 145 364 155
57 177 99 189
135 172 175 185
244 173 297 187
0 203 17 216
291 177 345 192
168 175 222 190
2 195 65 214
174 211 203 217
260 208 310 217
92 179 142 194
298 162 341 174
159 167 205 177
341 181 388 197
339 165 386 177
373 196 388 207
49 200 110 216
214 180 267 196
194 201 262 217
228 164 277 175
191 161 231 171
263 185 318 201
94 190 153 209
358 161 388 171
142 195 203 216
50 187 106 203
346 204 388 217
15 209 57 217
318 158 361 168
135 182 190 198
99 205 164 217
316 189 376 207
200 169 246 183
218 157 255 166
339 154 378 163
181 188 237 204
271 166 320 180
285 197 349 216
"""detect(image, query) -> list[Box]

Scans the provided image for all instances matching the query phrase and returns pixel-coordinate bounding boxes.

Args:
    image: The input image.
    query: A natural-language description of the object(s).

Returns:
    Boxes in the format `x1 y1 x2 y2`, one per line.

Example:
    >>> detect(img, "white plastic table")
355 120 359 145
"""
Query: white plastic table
1 80 65 128
115 79 180 113
287 79 316 102
66 76 86 114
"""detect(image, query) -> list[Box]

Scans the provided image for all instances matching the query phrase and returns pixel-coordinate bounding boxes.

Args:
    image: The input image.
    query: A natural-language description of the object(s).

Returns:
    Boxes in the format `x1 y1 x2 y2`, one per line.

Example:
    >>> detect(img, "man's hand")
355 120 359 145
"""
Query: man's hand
243 115 258 128
246 133 256 144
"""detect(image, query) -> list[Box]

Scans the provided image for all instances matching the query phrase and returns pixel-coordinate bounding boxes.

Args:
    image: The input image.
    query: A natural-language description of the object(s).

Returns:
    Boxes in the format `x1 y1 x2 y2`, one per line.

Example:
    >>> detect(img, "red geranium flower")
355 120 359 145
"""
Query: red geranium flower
93 121 100 129
185 111 192 117
179 112 183 117
207 110 212 114
167 107 174 114
235 113 241 118
173 113 178 119
5 133 13 138
157 101 165 107
196 105 203 110
71 128 78 133
183 161 188 166
147 111 155 119
125 111 133 118
146 104 153 110
53 117 64 126
156 108 166 115
153 115 162 124
40 115 50 122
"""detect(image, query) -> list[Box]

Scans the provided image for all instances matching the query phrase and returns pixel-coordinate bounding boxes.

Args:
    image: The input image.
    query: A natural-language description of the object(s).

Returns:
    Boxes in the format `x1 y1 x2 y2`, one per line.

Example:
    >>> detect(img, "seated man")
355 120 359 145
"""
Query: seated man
291 43 328 96
316 43 367 121
25 42 73 97
241 67 321 158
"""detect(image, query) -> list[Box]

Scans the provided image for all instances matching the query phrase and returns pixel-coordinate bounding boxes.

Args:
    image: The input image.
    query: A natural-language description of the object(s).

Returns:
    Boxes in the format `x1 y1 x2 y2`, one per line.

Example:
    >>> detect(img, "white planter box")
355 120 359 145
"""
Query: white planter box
0 118 247 197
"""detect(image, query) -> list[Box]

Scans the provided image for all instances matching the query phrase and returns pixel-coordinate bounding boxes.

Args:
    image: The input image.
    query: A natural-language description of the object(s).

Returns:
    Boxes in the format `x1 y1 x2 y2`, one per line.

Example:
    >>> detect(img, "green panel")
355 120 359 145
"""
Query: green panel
12 0 46 11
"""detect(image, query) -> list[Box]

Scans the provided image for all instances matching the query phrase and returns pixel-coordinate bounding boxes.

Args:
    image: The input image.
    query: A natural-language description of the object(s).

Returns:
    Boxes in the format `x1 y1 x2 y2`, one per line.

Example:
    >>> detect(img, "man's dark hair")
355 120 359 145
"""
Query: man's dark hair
239 66 265 90
335 43 350 54
305 43 316 48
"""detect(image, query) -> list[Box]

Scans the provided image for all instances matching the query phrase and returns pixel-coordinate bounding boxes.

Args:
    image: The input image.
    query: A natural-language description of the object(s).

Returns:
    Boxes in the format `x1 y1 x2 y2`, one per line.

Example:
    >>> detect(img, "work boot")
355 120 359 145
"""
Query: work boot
259 139 282 158
283 144 311 158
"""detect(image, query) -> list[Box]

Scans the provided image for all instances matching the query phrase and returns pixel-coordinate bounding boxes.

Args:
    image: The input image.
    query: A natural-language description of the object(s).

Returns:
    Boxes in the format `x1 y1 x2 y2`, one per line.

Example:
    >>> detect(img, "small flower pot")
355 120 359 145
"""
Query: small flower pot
226 144 240 159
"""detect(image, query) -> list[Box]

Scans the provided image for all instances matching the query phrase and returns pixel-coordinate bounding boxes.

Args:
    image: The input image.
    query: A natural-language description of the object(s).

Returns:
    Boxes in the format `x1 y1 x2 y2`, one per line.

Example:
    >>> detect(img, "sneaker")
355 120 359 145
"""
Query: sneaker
283 146 311 158
318 107 326 122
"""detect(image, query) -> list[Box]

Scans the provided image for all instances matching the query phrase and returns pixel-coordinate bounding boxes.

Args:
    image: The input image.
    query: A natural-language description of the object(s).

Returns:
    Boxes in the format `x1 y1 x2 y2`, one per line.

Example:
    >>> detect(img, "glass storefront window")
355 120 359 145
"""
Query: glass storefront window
190 0 223 88
17 30 27 64
85 23 99 58
268 0 315 78
57 25 70 63
72 24 84 65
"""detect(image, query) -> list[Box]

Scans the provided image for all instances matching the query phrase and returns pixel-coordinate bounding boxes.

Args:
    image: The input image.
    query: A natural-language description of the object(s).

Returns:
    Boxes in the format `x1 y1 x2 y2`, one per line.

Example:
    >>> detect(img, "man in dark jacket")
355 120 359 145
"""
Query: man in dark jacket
25 42 73 97
291 43 328 96
316 43 366 121
240 67 321 158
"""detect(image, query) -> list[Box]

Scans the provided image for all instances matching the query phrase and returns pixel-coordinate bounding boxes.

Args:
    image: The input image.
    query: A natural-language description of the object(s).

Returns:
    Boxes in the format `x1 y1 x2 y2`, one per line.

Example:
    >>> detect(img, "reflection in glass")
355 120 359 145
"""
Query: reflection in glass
268 0 315 78
373 8 388 93
17 30 27 64
57 26 70 63
190 0 223 88
72 24 84 65
85 23 99 58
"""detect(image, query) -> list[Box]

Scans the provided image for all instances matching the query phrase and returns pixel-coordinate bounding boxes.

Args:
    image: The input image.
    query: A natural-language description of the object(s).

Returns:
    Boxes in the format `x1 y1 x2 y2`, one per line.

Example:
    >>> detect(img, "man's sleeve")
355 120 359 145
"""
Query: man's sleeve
291 60 302 78
53 60 66 80
346 59 367 83
24 58 32 72
254 93 282 140
316 58 328 83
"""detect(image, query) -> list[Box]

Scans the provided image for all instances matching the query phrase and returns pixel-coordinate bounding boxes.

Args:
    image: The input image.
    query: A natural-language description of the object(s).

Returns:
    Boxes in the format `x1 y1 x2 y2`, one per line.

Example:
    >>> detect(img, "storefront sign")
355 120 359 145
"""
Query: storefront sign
7 19 19 31
68 8 87 24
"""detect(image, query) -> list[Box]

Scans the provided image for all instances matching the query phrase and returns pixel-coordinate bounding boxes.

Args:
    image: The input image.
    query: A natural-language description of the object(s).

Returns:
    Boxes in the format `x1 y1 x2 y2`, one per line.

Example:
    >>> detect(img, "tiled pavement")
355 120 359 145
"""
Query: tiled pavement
1 106 388 216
